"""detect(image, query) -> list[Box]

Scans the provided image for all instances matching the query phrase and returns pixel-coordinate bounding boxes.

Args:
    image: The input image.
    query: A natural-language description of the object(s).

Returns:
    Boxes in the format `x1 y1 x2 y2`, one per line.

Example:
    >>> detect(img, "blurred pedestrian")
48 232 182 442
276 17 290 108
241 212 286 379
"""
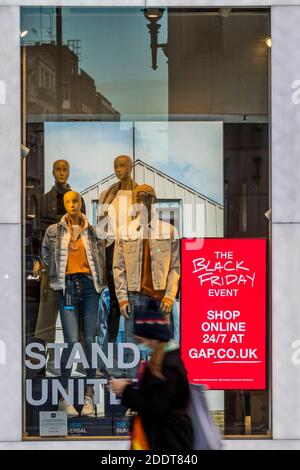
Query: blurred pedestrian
110 307 193 450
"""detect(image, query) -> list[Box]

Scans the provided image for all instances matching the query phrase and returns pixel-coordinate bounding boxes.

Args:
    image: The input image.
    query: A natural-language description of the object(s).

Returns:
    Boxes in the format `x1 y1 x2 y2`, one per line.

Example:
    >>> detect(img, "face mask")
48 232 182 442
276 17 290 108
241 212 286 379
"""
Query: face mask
138 343 153 358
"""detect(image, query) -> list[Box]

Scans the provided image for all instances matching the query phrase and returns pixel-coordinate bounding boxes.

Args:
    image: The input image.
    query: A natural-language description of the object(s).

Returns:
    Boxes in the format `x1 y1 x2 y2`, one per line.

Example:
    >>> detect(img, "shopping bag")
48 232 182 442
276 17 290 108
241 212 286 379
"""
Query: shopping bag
188 384 222 450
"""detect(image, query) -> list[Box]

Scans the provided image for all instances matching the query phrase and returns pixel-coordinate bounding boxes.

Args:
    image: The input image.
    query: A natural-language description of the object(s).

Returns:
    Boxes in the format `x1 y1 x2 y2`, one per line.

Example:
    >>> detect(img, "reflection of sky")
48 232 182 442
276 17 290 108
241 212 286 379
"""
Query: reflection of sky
135 122 223 204
45 122 133 192
45 121 223 204
21 7 168 116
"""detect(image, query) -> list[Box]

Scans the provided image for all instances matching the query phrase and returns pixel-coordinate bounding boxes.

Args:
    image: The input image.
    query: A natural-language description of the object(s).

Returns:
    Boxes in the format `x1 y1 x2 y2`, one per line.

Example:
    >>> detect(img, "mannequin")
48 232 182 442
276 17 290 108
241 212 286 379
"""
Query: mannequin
42 191 106 417
98 155 137 376
33 160 86 376
113 184 180 379
33 159 71 277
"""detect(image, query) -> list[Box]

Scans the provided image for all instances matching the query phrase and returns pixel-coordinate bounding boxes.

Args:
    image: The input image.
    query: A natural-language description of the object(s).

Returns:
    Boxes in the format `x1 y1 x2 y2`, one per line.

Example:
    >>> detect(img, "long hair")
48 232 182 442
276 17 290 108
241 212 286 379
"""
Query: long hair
148 341 167 380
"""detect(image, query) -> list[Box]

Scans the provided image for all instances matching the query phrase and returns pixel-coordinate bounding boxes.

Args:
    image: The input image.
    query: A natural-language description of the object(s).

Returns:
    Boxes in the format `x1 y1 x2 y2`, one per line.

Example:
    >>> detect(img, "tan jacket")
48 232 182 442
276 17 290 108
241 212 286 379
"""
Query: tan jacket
113 217 180 304
98 181 138 219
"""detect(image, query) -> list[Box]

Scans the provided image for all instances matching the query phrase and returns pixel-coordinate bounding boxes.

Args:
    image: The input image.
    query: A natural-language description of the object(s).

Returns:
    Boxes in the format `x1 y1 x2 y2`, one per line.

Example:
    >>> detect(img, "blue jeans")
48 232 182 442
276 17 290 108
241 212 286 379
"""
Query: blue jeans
59 274 99 390
172 301 180 344
125 292 142 379
97 289 131 378
97 288 110 374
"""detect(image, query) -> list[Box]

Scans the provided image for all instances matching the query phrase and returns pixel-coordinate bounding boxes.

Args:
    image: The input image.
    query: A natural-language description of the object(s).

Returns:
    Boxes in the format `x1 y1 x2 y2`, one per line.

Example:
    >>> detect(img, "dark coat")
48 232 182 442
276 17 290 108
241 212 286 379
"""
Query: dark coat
121 349 194 450
39 184 86 230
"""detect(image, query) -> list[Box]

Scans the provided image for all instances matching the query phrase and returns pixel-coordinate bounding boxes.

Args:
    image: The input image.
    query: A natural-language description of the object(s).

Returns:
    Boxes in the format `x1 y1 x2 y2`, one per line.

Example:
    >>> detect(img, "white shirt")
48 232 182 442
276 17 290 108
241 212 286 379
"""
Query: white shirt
102 190 134 246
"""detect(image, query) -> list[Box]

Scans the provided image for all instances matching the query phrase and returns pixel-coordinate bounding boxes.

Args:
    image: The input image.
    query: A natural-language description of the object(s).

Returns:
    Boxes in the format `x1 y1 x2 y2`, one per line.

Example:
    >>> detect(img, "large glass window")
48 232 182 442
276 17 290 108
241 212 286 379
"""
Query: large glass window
21 7 270 440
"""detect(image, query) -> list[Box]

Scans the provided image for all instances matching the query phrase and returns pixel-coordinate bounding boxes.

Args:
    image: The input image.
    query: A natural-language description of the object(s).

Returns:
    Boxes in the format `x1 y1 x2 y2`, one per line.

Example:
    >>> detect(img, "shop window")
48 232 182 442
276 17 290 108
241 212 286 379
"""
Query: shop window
21 6 270 440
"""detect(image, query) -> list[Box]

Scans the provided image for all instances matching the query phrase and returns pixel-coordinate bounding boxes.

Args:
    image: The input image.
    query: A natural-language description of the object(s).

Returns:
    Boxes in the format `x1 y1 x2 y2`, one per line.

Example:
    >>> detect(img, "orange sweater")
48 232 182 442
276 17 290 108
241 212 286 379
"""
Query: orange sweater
66 218 91 276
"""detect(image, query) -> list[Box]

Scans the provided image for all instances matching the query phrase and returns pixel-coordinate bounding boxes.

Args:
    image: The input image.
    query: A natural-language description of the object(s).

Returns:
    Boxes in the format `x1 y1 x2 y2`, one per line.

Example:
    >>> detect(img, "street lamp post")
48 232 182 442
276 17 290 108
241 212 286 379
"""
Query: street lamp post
143 8 167 70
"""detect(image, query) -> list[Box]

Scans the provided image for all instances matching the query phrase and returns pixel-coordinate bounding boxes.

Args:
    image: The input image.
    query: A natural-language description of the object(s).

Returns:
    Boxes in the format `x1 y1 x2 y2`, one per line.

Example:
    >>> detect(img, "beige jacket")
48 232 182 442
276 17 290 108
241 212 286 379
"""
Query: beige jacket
113 217 180 304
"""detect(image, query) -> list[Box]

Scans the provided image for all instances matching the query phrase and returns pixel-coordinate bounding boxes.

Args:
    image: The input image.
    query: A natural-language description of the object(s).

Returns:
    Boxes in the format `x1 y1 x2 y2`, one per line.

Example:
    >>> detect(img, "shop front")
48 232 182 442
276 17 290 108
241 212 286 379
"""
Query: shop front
1 1 300 447
20 5 270 441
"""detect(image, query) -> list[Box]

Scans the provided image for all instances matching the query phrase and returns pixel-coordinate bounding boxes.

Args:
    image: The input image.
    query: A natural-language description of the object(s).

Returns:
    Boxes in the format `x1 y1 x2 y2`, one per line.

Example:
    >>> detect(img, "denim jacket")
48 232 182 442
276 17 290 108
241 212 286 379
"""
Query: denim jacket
42 214 106 293
113 217 180 304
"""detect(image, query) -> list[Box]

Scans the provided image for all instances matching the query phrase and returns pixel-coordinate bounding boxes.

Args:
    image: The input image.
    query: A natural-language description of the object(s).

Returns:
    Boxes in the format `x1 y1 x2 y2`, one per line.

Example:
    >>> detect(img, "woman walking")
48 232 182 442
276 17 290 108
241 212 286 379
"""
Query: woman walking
110 308 193 450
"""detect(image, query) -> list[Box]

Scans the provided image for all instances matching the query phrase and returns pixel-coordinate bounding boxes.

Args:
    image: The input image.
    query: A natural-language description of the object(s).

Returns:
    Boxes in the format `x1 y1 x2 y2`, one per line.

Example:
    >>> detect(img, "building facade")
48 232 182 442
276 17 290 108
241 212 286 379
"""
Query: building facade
81 159 224 237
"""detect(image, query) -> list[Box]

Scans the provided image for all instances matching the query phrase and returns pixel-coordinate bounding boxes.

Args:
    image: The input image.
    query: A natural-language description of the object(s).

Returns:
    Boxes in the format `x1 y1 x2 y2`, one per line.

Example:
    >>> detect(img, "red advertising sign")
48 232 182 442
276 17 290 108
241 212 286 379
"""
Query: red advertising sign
181 238 267 390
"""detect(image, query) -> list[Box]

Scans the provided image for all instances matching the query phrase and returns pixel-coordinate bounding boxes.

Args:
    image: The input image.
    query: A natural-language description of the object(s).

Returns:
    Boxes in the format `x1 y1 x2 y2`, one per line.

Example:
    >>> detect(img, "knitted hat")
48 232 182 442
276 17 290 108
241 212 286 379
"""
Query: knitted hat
134 299 171 342
133 184 156 199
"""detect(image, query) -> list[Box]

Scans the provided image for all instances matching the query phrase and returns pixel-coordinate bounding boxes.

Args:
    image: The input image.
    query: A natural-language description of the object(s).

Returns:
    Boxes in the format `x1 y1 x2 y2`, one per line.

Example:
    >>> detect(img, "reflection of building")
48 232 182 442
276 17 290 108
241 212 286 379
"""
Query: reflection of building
25 43 120 118
81 159 224 237
224 123 269 238
25 123 45 262
24 42 121 258
26 44 57 114
98 94 120 116
168 12 269 117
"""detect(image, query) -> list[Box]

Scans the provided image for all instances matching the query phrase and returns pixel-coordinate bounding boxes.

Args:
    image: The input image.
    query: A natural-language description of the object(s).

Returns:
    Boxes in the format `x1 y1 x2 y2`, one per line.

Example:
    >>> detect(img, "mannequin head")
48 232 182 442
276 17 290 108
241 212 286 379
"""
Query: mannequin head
53 160 70 185
114 155 133 181
63 191 82 217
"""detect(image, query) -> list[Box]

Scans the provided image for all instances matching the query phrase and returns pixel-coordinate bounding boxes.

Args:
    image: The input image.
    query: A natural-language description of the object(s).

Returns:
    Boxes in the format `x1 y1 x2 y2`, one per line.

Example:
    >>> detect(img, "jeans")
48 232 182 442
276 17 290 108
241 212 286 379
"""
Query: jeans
96 289 129 377
97 288 110 374
59 274 99 390
106 243 121 343
100 290 178 378
123 292 141 379
103 243 122 377
171 301 180 344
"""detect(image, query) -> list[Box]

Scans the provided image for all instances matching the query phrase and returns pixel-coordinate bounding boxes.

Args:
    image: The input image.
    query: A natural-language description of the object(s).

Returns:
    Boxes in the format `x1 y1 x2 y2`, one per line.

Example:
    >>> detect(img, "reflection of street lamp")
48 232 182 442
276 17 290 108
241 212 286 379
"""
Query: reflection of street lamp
143 8 167 70
265 36 272 48
21 144 30 158
20 28 38 44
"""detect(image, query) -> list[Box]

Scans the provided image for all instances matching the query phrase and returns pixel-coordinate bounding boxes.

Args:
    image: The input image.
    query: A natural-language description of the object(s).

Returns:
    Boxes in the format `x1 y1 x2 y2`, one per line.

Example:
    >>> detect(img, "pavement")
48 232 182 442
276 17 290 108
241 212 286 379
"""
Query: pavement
1 439 300 450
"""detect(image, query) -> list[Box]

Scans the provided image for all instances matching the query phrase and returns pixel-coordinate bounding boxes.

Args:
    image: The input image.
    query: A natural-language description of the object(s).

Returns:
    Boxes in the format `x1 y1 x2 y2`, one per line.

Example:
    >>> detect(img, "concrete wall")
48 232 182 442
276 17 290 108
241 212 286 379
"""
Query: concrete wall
272 6 300 439
2 1 300 6
0 6 22 441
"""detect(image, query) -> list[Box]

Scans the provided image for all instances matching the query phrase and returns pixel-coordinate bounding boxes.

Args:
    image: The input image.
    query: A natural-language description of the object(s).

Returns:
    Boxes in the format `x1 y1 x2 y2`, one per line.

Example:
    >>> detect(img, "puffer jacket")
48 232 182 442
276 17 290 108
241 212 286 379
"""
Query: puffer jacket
42 214 106 293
